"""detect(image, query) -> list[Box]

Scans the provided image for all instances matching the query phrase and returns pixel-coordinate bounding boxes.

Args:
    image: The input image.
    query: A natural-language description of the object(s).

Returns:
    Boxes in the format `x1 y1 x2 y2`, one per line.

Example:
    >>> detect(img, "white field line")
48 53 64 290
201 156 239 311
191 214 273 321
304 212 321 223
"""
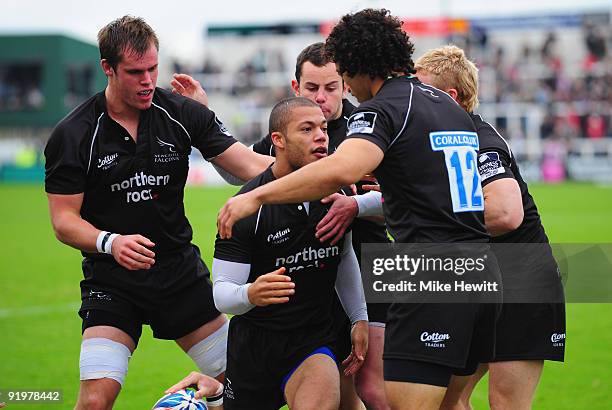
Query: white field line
0 302 80 319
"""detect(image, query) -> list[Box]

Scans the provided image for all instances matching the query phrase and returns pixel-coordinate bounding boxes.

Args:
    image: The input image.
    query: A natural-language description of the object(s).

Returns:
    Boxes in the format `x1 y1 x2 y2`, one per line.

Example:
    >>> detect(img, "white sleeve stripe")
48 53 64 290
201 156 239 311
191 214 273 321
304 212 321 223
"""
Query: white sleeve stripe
86 113 105 174
476 114 513 159
388 83 414 148
254 205 263 234
152 102 192 142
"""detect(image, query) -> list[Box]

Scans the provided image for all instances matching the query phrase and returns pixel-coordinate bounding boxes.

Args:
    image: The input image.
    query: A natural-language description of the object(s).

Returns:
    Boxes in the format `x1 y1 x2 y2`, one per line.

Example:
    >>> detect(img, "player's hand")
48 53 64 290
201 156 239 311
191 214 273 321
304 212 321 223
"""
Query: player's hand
317 193 358 245
342 320 368 376
247 267 294 306
110 234 155 270
165 371 223 400
361 174 381 193
171 73 209 106
217 192 261 239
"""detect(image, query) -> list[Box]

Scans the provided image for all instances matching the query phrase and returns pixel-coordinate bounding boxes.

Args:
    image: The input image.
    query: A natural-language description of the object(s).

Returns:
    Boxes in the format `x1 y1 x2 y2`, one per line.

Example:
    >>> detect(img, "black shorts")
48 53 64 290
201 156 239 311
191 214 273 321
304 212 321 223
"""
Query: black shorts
79 244 220 344
492 303 565 362
331 294 352 363
383 303 498 379
367 302 390 324
224 316 337 410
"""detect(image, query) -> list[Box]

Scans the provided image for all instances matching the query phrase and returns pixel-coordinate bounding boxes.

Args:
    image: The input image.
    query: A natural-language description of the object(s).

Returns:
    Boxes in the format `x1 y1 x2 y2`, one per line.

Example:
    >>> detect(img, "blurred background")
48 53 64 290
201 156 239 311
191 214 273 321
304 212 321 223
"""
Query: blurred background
0 0 610 185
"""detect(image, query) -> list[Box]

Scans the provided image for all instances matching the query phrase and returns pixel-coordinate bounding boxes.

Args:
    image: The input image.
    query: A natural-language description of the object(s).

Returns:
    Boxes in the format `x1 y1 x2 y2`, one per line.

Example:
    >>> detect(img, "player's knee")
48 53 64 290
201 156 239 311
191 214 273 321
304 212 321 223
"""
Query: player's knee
76 382 119 410
77 391 114 410
79 338 131 386
187 320 228 377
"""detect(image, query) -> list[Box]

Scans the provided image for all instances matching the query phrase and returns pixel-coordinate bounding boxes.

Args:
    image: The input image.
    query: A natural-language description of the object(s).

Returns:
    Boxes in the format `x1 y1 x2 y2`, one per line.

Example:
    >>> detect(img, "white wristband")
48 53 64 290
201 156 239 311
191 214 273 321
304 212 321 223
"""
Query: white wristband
206 383 224 407
96 231 118 254
354 191 383 217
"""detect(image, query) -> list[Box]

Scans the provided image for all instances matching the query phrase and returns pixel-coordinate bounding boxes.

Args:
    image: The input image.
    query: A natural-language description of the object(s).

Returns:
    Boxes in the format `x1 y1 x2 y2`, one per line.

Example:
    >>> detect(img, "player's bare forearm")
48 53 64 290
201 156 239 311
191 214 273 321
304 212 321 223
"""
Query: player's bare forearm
258 159 348 204
212 143 274 182
217 139 383 239
48 193 156 269
47 193 99 252
255 140 381 205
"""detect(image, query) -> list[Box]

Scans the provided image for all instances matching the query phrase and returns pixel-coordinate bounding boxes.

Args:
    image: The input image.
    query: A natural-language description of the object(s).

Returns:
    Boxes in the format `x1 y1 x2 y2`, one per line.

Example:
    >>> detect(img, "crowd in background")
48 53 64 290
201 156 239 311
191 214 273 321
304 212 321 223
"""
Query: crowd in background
190 20 611 145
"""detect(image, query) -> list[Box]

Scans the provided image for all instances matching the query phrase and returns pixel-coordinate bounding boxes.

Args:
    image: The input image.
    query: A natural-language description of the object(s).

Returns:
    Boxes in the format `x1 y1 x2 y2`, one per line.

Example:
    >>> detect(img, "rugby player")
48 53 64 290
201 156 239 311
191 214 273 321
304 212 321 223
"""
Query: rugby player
414 45 565 410
212 97 368 409
215 9 500 410
173 42 390 409
44 16 272 409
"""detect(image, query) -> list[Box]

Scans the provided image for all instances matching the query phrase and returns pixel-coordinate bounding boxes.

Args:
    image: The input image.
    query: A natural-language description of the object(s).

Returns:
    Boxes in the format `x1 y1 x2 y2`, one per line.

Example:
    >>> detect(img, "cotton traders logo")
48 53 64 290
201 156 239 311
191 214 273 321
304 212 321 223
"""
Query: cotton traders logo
267 227 291 244
347 111 377 136
420 331 450 348
155 137 180 163
97 153 119 170
551 333 565 347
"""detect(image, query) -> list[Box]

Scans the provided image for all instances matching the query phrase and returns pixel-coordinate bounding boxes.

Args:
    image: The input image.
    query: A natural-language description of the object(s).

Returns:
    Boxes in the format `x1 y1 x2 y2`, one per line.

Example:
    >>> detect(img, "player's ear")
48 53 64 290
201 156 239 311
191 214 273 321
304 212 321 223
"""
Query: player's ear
291 80 300 96
101 59 114 77
342 80 349 98
271 131 285 150
447 88 459 103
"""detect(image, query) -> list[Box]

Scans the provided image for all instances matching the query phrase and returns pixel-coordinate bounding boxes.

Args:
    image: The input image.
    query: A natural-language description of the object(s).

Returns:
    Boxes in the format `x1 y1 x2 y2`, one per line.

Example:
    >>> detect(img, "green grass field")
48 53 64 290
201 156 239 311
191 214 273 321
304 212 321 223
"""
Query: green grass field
1 182 611 409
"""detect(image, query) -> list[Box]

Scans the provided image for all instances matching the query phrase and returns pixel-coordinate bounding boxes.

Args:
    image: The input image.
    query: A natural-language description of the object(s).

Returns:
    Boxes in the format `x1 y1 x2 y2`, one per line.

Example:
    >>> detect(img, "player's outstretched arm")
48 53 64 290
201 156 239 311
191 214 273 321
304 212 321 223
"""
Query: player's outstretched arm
217 139 383 238
165 370 224 404
47 193 156 270
211 143 274 183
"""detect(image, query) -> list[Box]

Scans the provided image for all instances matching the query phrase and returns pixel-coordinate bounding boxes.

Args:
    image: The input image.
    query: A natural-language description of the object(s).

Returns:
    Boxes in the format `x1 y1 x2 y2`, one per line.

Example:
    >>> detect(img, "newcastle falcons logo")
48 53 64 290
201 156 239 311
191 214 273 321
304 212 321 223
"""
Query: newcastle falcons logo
157 137 176 152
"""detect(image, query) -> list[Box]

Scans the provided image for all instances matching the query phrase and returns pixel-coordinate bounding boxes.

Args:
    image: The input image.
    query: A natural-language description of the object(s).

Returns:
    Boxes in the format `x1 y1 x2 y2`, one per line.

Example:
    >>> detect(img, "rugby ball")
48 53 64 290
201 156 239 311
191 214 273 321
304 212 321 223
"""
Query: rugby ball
152 388 208 410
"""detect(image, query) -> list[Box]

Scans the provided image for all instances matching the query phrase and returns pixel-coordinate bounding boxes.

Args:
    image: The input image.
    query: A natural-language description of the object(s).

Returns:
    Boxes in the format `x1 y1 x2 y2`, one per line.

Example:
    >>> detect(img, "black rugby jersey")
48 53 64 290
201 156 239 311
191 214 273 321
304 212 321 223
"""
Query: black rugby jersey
471 113 549 244
214 167 348 331
346 76 488 243
45 87 237 256
252 99 388 254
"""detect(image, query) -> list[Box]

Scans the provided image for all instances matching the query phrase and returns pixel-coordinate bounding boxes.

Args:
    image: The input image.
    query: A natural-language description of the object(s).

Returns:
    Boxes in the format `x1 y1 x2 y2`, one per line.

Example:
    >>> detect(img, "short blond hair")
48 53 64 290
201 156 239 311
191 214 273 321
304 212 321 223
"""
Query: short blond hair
415 45 479 112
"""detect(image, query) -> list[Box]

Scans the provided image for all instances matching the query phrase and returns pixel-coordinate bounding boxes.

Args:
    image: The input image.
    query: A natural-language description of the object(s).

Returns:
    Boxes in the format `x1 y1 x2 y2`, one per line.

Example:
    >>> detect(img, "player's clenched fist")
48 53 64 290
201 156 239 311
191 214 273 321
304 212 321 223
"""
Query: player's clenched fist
110 234 156 271
247 267 295 306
